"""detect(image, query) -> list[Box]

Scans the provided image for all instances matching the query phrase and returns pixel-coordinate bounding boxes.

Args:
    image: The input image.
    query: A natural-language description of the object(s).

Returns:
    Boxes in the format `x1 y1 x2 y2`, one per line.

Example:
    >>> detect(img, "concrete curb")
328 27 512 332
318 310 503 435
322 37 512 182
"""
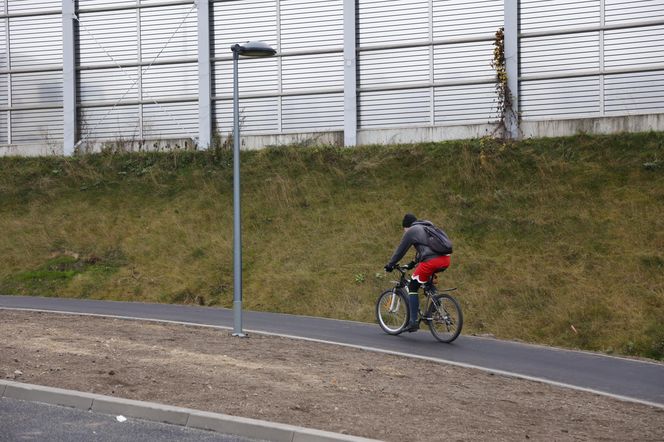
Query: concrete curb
0 380 381 442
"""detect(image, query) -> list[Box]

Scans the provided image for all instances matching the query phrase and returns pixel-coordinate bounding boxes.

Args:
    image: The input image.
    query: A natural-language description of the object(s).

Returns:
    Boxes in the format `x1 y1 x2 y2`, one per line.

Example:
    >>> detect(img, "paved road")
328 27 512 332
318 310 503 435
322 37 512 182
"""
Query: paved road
1 295 662 408
0 397 258 442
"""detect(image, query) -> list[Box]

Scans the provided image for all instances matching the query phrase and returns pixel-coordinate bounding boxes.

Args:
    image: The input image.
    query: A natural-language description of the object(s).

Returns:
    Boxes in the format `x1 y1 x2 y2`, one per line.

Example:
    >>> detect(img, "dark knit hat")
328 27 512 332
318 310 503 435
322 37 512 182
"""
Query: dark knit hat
402 213 417 228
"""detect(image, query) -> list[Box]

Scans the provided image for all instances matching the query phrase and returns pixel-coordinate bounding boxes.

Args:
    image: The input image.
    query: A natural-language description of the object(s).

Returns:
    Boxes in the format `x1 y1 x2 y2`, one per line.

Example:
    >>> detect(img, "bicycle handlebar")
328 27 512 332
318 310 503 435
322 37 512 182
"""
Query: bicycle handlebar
392 263 410 273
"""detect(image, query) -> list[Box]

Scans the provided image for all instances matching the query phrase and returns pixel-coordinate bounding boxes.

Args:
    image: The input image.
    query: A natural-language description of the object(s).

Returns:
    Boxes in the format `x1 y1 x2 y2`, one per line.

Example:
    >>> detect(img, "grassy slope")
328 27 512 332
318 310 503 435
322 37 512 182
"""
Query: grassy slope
0 133 662 359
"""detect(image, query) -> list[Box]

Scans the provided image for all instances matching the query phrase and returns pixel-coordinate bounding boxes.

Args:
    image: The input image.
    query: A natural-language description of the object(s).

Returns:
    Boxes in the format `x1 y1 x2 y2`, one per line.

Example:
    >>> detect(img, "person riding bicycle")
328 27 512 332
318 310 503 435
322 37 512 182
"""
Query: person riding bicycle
384 213 451 332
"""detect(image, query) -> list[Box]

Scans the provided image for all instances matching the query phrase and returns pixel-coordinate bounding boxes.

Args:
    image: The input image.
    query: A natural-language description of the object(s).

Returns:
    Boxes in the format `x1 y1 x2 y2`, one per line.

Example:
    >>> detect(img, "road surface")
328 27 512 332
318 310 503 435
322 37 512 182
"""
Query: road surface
0 396 258 442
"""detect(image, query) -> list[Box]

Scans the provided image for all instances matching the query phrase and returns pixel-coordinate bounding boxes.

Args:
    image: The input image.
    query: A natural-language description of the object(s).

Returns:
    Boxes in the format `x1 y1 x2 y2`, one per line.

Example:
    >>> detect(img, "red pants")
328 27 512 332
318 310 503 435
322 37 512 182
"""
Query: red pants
412 255 450 283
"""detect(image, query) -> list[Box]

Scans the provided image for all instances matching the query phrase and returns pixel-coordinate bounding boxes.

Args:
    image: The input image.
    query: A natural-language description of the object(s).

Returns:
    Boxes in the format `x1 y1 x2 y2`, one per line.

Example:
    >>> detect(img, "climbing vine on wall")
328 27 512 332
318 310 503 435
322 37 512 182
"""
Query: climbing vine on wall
490 27 518 139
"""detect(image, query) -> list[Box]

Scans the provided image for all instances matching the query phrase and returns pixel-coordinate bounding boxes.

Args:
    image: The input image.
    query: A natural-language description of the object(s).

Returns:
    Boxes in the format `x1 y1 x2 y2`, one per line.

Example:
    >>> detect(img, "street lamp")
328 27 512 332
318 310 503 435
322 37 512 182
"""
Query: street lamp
230 41 277 337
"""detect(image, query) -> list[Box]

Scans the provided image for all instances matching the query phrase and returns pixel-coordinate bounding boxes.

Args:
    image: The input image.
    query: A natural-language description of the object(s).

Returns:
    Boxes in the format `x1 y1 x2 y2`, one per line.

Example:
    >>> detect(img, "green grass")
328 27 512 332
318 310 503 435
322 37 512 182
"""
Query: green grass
1 132 663 360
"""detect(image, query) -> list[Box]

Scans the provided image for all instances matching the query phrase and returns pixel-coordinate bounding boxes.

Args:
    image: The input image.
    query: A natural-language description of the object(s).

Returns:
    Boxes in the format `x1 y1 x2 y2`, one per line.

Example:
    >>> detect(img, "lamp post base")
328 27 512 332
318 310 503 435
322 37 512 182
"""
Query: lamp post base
232 300 246 337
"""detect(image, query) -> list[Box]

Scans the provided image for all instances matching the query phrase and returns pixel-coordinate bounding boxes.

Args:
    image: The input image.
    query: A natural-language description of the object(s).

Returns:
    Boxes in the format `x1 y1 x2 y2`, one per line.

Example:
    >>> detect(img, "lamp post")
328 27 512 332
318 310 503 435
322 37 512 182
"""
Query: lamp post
230 41 276 337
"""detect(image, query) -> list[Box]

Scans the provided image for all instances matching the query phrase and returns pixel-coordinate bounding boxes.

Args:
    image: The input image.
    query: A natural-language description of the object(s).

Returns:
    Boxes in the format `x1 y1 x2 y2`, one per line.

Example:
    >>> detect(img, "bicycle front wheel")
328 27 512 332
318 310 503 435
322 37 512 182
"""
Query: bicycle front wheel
427 294 463 343
376 289 409 335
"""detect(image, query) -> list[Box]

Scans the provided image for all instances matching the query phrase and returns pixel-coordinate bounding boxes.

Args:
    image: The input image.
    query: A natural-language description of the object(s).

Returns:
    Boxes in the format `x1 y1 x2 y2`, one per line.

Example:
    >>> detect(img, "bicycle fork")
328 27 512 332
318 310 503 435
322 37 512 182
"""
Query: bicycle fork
388 289 402 313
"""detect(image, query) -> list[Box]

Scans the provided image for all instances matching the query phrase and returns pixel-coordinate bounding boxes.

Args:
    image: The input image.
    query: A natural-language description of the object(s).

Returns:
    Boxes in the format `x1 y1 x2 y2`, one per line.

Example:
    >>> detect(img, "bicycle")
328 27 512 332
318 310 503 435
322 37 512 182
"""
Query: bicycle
375 264 463 343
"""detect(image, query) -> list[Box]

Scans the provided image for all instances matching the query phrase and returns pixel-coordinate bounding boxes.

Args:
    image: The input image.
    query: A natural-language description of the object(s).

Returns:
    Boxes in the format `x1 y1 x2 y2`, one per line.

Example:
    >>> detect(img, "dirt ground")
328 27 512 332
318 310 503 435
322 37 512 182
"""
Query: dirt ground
1 310 663 441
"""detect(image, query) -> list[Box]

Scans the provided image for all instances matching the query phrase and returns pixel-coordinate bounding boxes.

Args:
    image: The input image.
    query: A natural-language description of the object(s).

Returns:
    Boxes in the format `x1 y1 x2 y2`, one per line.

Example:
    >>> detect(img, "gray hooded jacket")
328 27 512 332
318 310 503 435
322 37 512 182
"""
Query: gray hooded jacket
387 220 442 267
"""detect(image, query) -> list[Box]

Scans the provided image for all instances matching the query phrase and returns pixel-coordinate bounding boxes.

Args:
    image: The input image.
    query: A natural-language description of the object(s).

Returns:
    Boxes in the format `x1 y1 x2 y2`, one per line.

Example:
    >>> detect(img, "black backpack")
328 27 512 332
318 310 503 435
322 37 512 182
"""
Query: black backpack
416 222 453 255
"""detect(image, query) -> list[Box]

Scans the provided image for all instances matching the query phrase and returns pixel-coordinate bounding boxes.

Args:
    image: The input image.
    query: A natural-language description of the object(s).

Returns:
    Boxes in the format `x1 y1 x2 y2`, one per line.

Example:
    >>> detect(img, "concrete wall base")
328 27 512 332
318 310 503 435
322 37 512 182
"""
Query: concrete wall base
520 114 664 139
2 114 663 156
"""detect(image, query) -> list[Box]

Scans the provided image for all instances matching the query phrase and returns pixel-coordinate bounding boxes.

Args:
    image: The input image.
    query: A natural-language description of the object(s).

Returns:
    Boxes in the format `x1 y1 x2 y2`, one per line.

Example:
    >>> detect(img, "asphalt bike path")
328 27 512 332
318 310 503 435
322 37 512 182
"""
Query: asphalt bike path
1 295 662 409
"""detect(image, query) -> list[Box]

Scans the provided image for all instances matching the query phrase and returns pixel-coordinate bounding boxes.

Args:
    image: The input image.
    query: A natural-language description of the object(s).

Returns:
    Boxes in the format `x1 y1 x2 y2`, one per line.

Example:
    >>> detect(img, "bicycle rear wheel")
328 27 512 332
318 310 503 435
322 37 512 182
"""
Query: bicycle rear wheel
376 289 409 335
427 293 463 343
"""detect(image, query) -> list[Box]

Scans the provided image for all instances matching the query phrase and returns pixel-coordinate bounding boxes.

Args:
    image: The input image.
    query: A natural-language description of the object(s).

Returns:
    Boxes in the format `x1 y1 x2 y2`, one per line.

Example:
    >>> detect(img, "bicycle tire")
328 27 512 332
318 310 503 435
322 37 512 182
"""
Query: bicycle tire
427 293 463 343
376 289 409 335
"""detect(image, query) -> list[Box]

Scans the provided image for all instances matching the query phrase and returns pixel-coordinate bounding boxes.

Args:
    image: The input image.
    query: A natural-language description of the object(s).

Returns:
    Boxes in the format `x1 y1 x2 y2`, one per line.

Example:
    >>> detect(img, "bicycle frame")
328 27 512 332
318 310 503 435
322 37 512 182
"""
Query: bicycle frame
392 265 456 321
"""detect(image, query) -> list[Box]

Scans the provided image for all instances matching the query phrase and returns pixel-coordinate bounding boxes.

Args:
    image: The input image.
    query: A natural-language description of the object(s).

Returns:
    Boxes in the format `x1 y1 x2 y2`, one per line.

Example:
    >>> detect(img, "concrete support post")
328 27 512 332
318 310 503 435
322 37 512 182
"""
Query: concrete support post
197 0 212 149
62 0 77 155
343 0 357 146
276 0 283 133
504 0 520 139
4 2 11 145
136 6 144 142
429 0 435 125
599 0 605 116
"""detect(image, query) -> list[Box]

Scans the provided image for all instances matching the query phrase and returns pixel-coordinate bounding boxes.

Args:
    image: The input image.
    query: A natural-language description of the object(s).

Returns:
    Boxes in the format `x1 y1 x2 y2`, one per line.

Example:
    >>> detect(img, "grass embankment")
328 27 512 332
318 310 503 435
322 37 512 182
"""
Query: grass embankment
0 133 662 360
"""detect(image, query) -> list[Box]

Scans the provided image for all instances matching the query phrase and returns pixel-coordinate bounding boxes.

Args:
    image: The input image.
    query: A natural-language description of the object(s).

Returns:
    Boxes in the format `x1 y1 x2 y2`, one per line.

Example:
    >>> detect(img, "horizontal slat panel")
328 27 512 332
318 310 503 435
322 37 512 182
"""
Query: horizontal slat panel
282 93 344 131
281 0 343 51
11 108 63 143
358 0 429 46
8 0 60 13
604 70 664 115
78 0 135 9
213 58 279 97
605 0 664 24
0 111 7 144
78 10 137 65
434 41 495 81
142 0 194 4
212 0 277 54
214 97 279 133
79 67 138 103
359 47 430 87
433 0 503 40
359 89 430 128
142 62 198 100
521 33 600 76
143 102 198 139
282 53 344 91
434 83 498 123
604 26 664 70
78 1 197 9
10 16 63 68
0 20 6 70
0 74 6 106
11 71 62 106
521 77 601 118
141 4 197 62
80 105 140 139
520 0 600 33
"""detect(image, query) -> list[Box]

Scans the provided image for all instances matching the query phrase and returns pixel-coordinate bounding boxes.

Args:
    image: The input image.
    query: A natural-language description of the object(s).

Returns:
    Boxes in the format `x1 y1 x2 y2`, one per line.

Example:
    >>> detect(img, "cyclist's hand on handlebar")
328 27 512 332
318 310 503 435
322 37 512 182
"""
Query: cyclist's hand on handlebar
384 263 394 272
405 260 416 270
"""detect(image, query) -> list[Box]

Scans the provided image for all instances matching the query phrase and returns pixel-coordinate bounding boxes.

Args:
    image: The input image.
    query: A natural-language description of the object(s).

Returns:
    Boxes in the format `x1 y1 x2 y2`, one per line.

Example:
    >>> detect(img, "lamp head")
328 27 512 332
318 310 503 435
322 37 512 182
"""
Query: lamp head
231 41 276 57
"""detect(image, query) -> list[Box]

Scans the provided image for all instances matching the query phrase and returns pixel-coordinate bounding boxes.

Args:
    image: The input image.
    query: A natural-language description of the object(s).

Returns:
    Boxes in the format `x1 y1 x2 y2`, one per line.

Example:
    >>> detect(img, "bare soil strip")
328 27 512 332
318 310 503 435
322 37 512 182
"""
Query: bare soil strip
1 311 662 441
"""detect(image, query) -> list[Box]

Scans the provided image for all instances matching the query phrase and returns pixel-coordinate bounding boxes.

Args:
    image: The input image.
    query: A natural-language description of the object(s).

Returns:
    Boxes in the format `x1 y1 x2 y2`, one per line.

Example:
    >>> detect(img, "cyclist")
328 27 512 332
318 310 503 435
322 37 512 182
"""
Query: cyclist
384 213 451 332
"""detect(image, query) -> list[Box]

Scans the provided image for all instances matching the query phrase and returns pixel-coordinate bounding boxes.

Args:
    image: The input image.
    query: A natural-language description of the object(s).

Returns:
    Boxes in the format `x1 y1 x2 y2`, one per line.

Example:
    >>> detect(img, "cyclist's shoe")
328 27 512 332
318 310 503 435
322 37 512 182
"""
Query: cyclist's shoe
406 323 420 332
